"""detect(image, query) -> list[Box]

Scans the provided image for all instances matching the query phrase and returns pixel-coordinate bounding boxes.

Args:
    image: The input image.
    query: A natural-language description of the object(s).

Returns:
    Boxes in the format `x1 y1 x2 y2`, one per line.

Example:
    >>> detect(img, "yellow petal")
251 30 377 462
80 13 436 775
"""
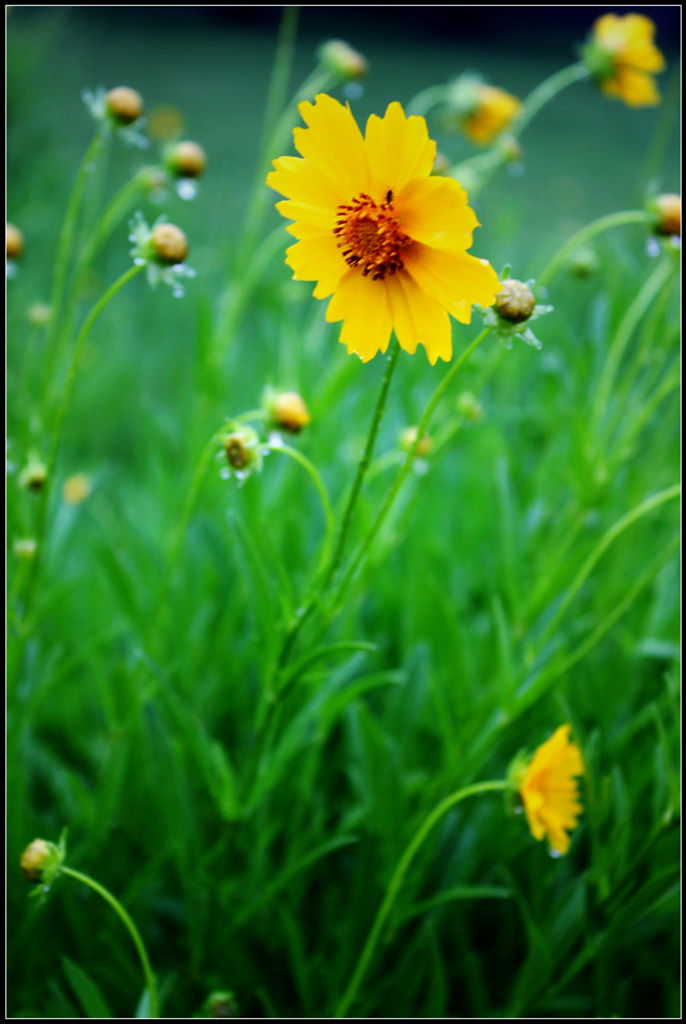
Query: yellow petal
603 66 661 106
397 176 478 250
404 244 500 320
385 272 452 364
267 154 341 210
294 94 370 200
285 236 345 299
325 270 393 361
364 102 436 198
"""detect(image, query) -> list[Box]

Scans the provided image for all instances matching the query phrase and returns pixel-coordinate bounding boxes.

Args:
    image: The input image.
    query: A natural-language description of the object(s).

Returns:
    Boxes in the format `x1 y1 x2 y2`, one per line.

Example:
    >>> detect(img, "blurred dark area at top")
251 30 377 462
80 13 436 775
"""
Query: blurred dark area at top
12 4 683 52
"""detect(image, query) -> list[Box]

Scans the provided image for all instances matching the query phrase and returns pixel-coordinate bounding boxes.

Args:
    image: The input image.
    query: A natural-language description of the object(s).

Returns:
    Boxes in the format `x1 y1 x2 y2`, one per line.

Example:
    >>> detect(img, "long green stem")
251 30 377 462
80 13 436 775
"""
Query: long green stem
45 129 106 381
333 780 508 1018
455 62 590 196
270 343 401 687
269 442 335 571
513 62 590 137
330 328 491 614
537 210 654 288
60 865 159 1018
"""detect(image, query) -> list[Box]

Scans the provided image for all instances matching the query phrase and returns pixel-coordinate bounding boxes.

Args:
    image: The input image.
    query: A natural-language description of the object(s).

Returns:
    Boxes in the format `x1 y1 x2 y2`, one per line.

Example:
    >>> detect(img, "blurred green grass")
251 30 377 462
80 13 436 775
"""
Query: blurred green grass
7 5 680 1020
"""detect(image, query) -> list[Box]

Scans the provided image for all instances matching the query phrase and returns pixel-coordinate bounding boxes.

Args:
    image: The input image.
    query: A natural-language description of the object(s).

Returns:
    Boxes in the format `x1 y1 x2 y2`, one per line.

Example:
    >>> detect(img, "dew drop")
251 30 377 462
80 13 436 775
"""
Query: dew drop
646 237 661 258
133 257 146 266
172 287 184 298
343 82 364 101
219 467 231 479
549 847 563 859
176 179 198 201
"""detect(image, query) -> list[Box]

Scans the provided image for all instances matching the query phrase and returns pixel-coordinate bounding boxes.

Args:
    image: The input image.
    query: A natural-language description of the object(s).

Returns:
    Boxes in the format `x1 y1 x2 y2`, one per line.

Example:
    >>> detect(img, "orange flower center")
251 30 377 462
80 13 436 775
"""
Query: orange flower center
334 191 411 280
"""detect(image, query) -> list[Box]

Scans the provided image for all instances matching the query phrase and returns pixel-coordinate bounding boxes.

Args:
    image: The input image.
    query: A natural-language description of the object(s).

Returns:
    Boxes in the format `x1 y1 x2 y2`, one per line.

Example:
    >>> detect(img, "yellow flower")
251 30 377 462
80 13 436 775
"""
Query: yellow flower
517 724 584 855
461 85 521 145
267 94 500 364
586 13 665 107
63 473 91 505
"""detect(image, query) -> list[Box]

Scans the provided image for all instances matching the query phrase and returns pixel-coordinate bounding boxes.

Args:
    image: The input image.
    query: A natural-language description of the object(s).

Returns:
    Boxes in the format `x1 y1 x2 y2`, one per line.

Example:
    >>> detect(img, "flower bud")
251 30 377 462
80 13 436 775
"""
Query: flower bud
222 425 262 475
567 246 599 279
106 86 143 125
138 165 168 195
399 426 432 457
494 279 536 324
264 388 311 434
27 303 52 327
318 39 368 81
650 193 680 237
19 458 47 492
6 222 24 260
63 473 91 505
202 991 240 1018
151 223 189 265
147 103 184 141
456 391 484 422
167 140 207 179
13 537 37 561
20 838 63 884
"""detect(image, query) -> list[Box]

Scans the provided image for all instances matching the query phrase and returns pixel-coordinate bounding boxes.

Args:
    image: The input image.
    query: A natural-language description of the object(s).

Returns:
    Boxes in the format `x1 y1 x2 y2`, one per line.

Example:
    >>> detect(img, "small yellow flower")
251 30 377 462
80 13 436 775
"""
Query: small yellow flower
267 94 500 364
585 13 665 107
461 84 521 145
517 724 584 855
63 473 91 505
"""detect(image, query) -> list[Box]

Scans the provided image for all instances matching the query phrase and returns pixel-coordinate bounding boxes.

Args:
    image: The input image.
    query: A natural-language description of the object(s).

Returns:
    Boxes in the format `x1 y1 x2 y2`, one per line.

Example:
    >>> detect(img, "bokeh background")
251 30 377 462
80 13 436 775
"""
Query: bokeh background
7 5 681 1020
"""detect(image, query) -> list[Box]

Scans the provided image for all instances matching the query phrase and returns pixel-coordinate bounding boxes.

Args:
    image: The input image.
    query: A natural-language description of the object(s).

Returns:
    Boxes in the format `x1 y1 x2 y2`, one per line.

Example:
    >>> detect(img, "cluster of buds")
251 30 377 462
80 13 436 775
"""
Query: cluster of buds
218 389 311 484
129 212 195 295
318 39 368 82
83 85 147 148
482 276 552 349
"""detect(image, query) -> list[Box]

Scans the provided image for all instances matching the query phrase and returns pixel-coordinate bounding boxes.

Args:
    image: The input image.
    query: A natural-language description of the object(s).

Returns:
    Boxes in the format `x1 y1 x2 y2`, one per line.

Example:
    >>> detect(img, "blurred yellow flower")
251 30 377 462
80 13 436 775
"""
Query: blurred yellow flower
267 94 499 364
587 13 665 106
517 724 584 855
462 85 521 145
63 473 91 505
